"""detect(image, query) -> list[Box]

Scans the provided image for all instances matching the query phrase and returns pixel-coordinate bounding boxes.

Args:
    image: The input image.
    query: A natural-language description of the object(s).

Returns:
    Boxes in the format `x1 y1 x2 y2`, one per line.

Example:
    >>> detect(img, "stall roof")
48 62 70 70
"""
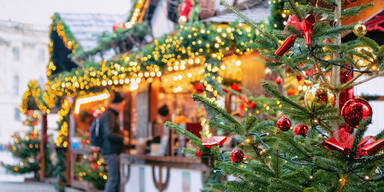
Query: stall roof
58 13 127 51
364 8 384 32
202 5 270 23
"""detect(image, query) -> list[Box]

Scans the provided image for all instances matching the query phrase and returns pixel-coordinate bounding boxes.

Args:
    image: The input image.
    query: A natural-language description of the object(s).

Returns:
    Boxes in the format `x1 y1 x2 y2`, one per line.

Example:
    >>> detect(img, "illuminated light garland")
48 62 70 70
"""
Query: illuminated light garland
56 99 71 148
74 93 110 114
47 13 82 80
47 22 263 98
20 80 52 114
127 0 150 26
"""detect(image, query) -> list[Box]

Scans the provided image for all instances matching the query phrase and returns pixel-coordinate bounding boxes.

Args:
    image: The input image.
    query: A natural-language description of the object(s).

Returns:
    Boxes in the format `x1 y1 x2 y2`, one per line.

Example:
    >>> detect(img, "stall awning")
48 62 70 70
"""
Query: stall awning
365 8 384 32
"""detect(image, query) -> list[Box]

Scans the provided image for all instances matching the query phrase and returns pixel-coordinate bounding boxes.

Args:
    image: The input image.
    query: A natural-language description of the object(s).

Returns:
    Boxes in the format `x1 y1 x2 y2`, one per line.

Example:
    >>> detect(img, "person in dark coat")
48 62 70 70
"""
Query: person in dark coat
100 92 125 192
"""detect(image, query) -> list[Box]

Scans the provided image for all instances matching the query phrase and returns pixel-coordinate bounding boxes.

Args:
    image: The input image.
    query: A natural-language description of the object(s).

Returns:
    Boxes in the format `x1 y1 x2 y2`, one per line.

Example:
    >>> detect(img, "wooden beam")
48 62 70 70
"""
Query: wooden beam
39 114 48 181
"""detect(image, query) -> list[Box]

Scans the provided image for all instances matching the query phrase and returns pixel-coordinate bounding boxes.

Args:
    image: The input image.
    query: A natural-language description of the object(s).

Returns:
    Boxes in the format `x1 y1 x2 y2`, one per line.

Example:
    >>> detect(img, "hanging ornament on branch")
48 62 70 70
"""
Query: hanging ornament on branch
275 77 283 85
277 116 291 131
353 21 367 37
304 83 336 111
274 34 297 57
294 124 309 137
230 148 244 163
341 98 372 128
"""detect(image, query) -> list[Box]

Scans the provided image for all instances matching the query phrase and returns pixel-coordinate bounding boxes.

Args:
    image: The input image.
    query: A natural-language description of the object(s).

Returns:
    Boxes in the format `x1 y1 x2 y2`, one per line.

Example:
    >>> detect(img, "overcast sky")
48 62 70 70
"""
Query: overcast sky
0 0 131 28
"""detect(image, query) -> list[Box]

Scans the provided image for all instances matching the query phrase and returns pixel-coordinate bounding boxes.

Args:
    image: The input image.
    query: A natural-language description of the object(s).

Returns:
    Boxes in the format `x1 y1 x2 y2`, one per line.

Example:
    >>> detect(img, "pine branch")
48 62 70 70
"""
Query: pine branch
262 82 311 115
208 120 236 134
269 177 304 192
165 122 202 146
350 118 370 156
193 94 242 128
278 131 312 158
219 0 278 48
287 0 304 21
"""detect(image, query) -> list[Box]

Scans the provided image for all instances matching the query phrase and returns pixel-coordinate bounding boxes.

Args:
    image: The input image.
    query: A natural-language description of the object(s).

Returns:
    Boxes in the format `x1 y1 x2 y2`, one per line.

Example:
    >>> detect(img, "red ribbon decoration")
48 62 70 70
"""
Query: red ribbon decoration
275 14 316 56
202 136 227 149
287 15 302 32
302 14 316 46
322 128 384 157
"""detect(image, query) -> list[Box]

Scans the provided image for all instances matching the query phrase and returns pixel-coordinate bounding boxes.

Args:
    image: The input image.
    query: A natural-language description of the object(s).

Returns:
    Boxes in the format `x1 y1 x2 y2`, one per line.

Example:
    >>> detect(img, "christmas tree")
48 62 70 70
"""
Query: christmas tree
167 0 384 191
2 111 42 180
74 148 108 190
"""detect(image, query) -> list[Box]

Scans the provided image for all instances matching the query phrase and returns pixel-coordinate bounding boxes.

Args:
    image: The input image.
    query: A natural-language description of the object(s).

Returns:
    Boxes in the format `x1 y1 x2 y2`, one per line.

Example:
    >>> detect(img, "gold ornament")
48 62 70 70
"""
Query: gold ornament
304 84 335 111
353 22 367 37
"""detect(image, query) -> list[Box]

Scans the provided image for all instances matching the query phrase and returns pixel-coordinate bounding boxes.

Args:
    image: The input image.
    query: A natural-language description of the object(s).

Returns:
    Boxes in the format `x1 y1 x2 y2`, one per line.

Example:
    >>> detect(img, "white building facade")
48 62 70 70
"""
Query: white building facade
0 20 48 145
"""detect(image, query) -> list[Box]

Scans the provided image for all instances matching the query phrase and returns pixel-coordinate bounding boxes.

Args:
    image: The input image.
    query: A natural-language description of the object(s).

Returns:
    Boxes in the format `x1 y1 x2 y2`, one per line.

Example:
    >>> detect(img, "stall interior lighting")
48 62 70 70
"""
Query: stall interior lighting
74 93 110 114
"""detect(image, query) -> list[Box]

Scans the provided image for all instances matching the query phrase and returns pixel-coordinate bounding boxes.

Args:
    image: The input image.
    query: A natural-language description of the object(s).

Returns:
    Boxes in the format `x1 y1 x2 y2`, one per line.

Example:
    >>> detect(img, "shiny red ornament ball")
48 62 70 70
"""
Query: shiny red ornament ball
275 77 283 85
277 116 291 131
91 163 99 169
342 98 372 128
294 124 309 137
230 148 244 163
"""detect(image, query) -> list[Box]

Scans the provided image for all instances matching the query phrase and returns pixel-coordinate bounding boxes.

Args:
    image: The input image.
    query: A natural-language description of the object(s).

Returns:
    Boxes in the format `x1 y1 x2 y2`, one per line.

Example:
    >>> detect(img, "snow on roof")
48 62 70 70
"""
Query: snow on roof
58 13 127 51
202 5 270 23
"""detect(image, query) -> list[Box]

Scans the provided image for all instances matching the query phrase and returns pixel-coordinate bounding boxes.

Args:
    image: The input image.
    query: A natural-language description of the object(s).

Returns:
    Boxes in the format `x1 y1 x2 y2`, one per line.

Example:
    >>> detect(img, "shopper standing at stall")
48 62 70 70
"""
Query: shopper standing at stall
99 93 125 192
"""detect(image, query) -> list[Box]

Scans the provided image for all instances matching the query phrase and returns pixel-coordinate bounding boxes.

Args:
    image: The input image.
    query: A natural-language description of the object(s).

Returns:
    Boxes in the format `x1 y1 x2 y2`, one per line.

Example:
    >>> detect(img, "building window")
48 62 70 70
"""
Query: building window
14 108 20 121
12 47 20 62
38 48 45 63
13 75 19 96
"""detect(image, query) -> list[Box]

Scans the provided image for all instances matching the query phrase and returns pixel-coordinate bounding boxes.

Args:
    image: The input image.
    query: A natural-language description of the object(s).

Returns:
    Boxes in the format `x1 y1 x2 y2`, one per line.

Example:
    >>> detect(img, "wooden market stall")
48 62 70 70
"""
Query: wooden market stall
44 0 273 191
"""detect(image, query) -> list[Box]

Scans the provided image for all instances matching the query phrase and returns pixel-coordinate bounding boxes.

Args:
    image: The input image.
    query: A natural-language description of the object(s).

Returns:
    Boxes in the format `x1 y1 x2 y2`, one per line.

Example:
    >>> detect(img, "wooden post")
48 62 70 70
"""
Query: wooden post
331 0 342 133
39 114 48 181
123 92 132 153
332 0 342 110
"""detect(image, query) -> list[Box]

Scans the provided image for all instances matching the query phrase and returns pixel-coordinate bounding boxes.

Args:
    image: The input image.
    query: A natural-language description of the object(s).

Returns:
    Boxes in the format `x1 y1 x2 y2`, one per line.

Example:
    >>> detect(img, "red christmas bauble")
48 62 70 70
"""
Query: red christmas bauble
194 83 204 92
294 124 308 137
231 83 241 92
277 116 291 131
275 77 283 85
248 102 256 109
341 98 372 128
230 148 244 163
91 163 99 169
196 148 202 158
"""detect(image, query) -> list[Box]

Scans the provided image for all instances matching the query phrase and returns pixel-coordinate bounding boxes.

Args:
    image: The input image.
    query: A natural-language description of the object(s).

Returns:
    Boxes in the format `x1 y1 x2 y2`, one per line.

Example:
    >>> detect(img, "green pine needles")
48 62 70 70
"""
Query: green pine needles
167 0 384 191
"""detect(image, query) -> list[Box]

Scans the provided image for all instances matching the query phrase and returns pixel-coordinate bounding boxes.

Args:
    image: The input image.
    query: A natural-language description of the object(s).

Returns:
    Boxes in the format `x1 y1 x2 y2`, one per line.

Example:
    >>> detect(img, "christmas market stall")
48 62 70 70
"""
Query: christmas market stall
41 0 296 191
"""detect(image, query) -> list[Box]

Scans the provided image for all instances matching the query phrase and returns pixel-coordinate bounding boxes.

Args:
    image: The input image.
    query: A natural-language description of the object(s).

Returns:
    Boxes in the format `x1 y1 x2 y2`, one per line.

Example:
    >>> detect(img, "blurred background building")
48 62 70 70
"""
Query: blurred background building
0 20 48 145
